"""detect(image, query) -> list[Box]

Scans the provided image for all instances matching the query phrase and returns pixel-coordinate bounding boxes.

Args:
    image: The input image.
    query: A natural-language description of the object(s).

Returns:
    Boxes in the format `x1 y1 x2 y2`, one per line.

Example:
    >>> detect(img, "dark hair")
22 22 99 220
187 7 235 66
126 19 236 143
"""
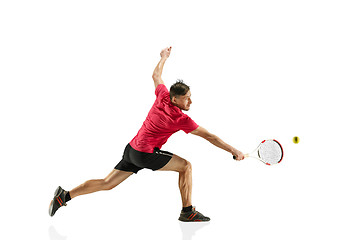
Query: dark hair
170 79 190 100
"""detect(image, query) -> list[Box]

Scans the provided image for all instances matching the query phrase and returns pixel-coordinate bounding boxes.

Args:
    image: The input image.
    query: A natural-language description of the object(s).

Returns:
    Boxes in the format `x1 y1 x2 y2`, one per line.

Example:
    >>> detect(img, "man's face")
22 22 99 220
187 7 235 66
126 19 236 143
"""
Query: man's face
171 90 192 111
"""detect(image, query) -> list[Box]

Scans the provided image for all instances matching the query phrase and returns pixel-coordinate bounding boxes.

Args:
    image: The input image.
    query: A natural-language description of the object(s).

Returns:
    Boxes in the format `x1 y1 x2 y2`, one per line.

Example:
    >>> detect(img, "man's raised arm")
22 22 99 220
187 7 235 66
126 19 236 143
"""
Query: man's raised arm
152 46 172 88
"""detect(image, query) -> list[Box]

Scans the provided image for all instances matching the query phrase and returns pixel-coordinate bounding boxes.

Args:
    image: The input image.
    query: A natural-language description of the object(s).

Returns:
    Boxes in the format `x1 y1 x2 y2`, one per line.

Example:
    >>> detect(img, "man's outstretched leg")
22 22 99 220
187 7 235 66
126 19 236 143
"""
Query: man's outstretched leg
159 154 210 222
49 169 133 216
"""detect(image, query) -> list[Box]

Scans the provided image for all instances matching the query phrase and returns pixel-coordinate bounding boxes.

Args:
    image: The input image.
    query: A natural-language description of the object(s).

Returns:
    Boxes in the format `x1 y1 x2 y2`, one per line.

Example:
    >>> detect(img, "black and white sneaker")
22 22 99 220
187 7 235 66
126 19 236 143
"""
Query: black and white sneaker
178 207 210 222
49 186 67 217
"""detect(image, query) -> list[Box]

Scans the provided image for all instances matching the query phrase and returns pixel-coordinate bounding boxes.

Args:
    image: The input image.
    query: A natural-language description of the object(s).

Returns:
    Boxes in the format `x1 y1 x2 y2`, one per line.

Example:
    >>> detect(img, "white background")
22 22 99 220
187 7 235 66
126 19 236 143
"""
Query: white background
1 0 359 239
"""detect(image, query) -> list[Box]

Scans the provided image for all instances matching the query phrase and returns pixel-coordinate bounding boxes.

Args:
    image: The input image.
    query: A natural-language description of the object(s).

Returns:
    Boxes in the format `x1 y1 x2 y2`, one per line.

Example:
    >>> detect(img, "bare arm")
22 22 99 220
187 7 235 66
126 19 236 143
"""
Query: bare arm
152 47 172 88
191 126 244 161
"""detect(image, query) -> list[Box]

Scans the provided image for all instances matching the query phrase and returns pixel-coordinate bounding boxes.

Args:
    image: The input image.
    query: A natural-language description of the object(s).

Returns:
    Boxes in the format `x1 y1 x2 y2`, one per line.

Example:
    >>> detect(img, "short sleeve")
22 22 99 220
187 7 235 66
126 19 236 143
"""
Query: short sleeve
180 115 199 134
155 84 169 99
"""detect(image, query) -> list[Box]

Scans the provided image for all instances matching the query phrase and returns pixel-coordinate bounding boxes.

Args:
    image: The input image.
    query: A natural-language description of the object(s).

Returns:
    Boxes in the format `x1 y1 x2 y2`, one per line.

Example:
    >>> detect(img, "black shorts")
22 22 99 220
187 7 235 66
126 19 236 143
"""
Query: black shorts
114 143 173 174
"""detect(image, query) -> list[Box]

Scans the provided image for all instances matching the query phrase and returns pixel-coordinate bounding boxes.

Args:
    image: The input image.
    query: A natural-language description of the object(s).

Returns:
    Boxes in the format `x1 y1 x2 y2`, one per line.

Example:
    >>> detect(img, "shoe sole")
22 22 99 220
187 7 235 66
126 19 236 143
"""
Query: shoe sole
178 217 210 222
49 200 55 217
178 219 210 222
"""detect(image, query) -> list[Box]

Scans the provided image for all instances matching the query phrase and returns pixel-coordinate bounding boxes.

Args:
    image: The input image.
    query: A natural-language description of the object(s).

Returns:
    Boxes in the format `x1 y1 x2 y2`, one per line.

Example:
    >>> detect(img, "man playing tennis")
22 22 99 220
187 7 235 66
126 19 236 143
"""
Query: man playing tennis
49 46 245 222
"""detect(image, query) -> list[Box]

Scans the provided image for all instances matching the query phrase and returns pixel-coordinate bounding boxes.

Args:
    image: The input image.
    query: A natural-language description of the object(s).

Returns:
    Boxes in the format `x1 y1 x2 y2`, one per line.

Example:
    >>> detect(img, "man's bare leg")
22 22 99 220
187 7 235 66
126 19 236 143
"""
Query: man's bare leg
49 169 133 216
158 154 192 207
70 169 133 199
158 154 210 221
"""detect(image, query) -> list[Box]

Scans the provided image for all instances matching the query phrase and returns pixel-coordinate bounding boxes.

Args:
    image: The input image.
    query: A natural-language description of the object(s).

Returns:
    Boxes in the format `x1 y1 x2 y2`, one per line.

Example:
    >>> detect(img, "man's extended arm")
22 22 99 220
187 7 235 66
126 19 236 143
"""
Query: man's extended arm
152 47 172 88
191 126 245 161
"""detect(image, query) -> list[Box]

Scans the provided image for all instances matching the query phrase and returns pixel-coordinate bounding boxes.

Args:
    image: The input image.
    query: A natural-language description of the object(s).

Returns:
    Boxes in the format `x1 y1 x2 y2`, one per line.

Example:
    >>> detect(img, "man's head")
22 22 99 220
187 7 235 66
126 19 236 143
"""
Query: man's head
170 80 192 111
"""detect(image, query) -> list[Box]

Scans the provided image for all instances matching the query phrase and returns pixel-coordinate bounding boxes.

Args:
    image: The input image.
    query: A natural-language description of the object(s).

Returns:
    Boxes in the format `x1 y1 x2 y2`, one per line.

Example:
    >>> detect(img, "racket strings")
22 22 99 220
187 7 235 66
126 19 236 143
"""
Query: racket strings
258 140 283 164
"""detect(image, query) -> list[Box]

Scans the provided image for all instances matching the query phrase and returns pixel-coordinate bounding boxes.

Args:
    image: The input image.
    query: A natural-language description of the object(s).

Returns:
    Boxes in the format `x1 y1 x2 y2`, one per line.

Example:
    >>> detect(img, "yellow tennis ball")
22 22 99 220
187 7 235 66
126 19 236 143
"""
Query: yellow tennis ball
293 136 299 144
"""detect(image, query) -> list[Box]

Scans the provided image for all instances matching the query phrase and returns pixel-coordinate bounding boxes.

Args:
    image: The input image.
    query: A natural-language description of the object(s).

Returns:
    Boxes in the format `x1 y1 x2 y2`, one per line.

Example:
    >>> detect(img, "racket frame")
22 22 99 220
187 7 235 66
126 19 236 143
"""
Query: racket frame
237 139 284 165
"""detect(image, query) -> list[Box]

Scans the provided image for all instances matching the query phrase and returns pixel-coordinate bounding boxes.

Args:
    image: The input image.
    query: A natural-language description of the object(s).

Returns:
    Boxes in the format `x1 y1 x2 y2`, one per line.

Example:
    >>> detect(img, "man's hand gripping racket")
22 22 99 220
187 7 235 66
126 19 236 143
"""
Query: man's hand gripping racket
233 139 284 166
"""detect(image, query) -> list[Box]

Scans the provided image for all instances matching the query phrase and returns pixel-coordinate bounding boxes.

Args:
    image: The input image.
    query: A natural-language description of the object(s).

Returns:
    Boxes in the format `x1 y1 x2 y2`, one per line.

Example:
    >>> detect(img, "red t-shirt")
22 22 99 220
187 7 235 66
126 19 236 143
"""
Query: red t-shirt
129 84 199 153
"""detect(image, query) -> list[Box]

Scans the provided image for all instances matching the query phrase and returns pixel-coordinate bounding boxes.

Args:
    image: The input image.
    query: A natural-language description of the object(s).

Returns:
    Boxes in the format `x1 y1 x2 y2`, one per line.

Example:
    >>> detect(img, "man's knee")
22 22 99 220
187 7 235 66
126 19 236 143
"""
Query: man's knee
102 179 116 191
182 160 192 173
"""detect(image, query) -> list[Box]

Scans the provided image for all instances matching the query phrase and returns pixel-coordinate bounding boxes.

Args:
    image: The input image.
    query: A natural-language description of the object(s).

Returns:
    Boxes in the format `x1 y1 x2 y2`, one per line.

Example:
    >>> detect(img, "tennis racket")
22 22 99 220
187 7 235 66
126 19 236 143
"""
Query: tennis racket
233 139 284 165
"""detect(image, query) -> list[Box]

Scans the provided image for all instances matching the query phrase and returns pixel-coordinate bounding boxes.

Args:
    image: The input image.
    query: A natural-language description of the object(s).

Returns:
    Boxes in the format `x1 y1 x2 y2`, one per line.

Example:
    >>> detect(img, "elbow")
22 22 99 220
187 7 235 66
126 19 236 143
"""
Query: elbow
152 73 160 81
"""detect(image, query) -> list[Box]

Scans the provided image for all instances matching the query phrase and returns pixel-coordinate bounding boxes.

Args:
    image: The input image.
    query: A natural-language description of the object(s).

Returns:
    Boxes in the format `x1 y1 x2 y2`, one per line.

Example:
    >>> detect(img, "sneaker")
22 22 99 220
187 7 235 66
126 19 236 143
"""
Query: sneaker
49 186 67 217
178 207 210 222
